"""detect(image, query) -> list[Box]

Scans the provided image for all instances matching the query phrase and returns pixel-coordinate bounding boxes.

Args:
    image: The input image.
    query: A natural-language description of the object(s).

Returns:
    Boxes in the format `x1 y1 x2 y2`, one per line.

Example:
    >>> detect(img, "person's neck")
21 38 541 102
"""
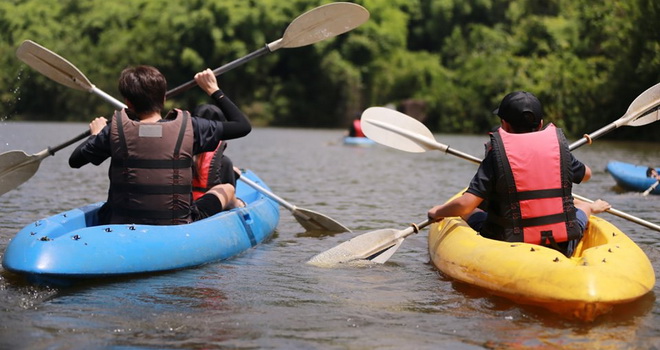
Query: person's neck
138 111 162 123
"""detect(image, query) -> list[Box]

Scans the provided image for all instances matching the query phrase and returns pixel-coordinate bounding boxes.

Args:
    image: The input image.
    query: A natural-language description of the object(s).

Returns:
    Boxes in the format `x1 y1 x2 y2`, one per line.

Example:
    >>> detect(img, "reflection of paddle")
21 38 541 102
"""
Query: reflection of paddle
166 2 369 97
569 82 660 150
309 107 660 265
238 172 350 233
643 180 659 196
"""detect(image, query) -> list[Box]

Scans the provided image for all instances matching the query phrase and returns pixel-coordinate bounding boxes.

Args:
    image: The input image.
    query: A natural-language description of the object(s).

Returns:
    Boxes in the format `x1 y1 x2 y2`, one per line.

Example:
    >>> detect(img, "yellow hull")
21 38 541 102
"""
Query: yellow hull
428 200 655 322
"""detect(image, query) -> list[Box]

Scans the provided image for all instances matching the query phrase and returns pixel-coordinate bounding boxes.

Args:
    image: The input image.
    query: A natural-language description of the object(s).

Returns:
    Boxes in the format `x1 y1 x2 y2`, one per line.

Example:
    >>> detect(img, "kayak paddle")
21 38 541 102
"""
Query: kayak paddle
238 171 350 233
16 40 127 109
166 2 369 98
642 180 659 196
307 220 430 266
308 106 660 265
0 130 91 196
568 82 660 150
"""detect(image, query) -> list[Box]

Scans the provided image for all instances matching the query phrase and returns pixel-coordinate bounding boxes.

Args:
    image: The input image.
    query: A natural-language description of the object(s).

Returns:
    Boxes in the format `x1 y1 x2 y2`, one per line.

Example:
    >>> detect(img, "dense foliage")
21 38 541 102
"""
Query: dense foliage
1 0 658 139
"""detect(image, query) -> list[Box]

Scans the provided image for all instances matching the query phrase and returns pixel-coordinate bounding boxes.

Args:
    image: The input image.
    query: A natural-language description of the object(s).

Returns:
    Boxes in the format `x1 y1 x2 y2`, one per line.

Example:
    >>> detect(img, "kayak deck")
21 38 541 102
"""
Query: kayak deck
429 214 655 322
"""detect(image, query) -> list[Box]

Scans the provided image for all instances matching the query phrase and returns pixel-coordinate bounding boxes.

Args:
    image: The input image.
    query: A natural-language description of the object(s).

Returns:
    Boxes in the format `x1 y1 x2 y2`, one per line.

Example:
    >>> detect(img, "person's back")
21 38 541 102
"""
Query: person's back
108 108 194 225
428 91 609 257
69 66 252 225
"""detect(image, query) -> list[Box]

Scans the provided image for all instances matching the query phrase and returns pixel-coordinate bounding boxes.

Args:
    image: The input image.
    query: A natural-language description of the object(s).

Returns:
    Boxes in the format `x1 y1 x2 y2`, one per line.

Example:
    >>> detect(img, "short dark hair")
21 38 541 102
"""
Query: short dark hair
118 65 167 114
648 167 656 177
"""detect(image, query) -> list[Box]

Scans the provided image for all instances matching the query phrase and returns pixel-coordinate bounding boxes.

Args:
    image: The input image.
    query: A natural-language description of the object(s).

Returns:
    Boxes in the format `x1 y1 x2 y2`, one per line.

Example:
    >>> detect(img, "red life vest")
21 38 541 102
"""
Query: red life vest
352 119 365 137
192 140 226 201
484 124 581 245
108 109 194 225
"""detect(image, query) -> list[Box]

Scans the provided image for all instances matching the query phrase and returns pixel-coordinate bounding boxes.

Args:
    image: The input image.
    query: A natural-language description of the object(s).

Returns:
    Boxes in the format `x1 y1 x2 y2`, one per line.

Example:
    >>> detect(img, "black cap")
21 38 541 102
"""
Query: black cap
493 91 543 128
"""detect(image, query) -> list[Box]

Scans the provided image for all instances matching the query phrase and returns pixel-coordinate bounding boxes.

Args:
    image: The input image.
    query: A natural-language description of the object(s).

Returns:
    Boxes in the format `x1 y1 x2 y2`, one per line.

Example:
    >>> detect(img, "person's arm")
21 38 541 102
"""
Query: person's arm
569 153 590 183
194 68 251 140
428 193 484 222
69 117 111 168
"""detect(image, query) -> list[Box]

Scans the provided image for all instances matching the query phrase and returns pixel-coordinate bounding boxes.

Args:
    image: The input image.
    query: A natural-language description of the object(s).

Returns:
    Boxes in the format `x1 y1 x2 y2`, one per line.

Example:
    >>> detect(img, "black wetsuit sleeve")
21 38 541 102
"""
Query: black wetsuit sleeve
192 89 252 154
212 90 251 138
68 126 112 168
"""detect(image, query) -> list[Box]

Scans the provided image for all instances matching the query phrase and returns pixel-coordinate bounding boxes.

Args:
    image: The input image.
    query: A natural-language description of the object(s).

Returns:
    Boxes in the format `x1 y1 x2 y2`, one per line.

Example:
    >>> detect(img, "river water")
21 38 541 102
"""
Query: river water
1 122 659 349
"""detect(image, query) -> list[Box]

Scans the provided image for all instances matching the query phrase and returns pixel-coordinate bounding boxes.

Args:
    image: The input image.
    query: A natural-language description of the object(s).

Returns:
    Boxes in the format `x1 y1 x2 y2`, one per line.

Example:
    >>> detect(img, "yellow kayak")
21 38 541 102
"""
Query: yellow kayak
428 193 655 322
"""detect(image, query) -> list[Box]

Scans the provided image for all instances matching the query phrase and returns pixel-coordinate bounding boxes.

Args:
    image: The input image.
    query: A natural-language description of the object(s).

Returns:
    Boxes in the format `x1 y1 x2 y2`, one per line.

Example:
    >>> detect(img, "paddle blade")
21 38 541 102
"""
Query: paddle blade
361 107 443 153
615 82 660 127
277 2 370 49
0 151 40 196
16 40 93 92
626 105 660 127
307 228 403 266
293 207 352 233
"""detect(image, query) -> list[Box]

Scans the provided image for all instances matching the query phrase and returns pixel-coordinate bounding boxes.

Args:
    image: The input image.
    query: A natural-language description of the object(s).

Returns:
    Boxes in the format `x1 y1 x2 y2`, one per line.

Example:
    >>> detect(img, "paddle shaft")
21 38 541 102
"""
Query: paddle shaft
166 45 272 98
572 194 660 231
238 172 297 212
643 180 659 196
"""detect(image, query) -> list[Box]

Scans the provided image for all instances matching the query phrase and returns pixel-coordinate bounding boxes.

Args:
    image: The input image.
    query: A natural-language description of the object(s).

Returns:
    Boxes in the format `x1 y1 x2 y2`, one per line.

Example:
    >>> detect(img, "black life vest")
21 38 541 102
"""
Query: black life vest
192 140 226 201
483 124 582 245
108 109 194 225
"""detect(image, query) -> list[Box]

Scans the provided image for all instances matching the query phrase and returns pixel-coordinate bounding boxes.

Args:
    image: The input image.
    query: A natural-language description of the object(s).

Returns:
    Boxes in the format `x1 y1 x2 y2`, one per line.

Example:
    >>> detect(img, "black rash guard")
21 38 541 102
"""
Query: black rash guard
69 90 251 168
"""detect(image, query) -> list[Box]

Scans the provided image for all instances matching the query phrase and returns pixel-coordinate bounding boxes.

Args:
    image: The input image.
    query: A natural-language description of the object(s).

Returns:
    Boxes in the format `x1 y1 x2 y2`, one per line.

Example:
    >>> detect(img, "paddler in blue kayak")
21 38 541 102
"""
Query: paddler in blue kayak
427 91 611 256
69 66 251 225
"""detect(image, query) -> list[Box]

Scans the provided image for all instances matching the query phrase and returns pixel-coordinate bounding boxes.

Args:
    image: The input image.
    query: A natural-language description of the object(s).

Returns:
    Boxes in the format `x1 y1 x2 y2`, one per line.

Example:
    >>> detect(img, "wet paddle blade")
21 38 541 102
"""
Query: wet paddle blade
293 207 352 233
16 40 93 92
307 228 403 266
0 151 41 196
278 2 370 49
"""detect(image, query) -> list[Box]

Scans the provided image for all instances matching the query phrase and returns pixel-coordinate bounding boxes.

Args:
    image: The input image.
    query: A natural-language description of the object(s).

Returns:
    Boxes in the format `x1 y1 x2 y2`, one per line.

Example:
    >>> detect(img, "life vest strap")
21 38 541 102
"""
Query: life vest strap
515 188 564 201
112 183 192 195
112 158 192 169
113 206 191 220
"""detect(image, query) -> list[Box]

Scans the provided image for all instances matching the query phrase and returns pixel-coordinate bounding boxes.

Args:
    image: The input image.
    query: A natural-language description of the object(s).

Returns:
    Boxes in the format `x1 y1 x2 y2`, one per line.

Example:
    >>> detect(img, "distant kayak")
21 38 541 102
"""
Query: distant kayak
428 191 655 322
606 161 660 195
343 136 375 146
2 169 280 286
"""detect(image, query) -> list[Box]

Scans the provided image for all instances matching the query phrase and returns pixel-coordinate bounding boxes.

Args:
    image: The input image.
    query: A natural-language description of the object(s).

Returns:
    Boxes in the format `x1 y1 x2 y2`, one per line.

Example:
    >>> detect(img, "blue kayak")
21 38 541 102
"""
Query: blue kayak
343 136 375 146
2 170 280 286
606 161 660 195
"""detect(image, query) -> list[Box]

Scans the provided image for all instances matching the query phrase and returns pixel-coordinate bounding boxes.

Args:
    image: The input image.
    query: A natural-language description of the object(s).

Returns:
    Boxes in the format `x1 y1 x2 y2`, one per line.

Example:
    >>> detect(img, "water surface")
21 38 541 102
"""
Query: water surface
1 122 659 349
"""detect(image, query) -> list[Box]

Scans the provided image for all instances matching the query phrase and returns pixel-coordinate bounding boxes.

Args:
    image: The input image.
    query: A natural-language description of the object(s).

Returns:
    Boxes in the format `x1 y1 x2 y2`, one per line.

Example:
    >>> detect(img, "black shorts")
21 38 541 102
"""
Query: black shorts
191 193 223 221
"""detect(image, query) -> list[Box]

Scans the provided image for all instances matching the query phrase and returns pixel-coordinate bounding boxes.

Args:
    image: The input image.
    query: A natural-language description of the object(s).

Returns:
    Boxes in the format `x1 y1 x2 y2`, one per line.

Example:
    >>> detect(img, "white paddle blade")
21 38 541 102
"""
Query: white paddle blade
276 2 370 50
625 82 660 115
361 107 445 153
307 228 402 266
626 106 660 127
369 239 403 264
16 40 93 92
0 151 40 196
293 207 352 233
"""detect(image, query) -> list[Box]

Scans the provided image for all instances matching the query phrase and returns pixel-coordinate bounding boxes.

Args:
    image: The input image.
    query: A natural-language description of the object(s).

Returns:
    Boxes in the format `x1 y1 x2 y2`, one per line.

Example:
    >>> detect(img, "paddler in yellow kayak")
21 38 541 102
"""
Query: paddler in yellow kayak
427 91 611 257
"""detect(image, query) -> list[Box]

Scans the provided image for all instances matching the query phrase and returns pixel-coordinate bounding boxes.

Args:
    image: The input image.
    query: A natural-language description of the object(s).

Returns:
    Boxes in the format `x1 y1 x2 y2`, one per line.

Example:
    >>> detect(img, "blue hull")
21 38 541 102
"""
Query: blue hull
343 136 375 146
2 170 280 285
606 161 660 195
